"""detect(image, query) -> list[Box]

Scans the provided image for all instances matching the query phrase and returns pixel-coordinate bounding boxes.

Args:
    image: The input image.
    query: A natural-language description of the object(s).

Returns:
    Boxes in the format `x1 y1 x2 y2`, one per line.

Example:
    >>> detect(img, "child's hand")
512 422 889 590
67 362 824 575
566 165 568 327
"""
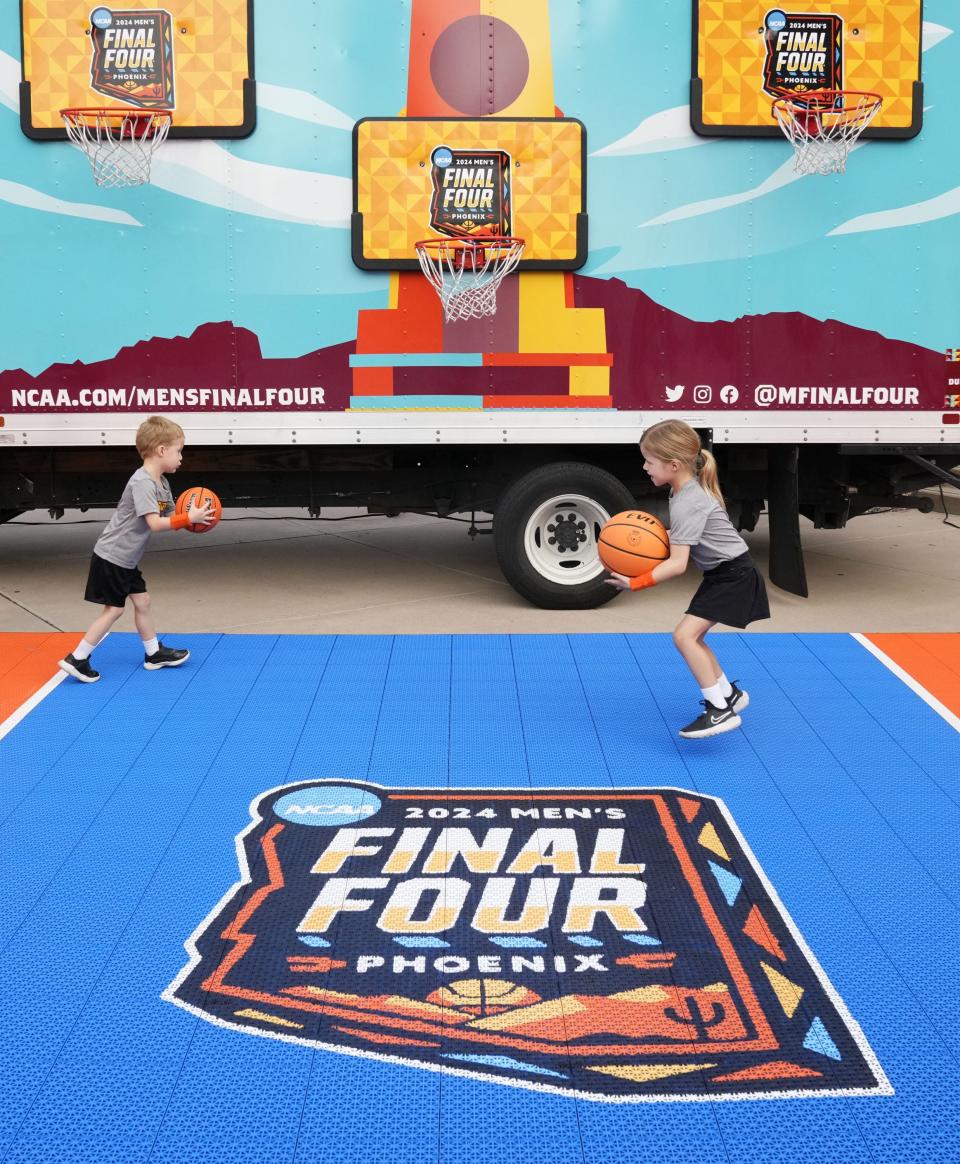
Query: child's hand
604 571 632 591
188 499 214 527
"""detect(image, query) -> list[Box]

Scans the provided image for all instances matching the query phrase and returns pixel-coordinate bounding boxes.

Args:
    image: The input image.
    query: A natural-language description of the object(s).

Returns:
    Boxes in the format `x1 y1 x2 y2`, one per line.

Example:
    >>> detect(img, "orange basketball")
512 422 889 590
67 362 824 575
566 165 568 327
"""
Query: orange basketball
175 486 222 533
597 510 670 577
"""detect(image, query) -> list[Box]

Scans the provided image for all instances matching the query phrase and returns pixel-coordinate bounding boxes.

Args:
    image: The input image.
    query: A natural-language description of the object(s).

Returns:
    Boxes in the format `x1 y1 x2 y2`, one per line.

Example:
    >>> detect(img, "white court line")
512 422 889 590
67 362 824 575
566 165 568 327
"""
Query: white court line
0 669 67 743
852 632 960 733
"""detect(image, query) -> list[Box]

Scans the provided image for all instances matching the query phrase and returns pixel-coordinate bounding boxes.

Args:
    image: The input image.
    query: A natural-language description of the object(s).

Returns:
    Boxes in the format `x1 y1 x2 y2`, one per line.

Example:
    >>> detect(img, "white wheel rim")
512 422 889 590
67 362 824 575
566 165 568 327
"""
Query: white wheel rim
521 494 612 586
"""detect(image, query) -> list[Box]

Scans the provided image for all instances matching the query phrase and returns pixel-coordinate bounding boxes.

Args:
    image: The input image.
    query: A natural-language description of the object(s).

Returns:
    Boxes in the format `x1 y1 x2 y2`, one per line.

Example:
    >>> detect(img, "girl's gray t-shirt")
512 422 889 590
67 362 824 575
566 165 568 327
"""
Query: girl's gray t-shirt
94 467 174 569
668 478 748 571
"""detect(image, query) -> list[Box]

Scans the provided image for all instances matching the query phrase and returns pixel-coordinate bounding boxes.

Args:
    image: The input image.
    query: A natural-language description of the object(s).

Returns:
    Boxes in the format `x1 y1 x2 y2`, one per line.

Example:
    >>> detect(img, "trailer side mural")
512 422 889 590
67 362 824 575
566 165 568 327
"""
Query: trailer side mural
1 0 957 606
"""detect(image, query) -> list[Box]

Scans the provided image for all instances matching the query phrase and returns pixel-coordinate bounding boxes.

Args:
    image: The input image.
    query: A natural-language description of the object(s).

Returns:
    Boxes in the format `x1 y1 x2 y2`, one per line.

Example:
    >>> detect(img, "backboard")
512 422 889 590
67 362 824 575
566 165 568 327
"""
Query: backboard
352 117 587 270
20 1 255 139
691 1 923 138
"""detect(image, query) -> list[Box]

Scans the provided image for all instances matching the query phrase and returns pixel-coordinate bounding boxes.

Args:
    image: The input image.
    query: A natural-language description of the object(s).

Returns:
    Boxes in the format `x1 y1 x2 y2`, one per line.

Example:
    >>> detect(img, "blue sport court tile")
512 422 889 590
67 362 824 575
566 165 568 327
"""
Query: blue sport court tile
0 632 957 1164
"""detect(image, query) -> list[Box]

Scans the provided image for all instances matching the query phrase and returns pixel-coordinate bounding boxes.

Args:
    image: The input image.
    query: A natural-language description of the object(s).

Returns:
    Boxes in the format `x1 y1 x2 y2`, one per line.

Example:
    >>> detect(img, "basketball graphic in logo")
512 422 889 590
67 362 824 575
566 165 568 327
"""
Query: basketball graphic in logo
426 978 541 1016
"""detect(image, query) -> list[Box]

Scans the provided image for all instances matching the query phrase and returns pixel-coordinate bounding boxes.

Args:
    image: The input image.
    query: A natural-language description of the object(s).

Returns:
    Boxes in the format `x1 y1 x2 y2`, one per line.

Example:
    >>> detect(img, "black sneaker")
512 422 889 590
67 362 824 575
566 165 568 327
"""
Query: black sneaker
679 701 742 739
58 653 101 684
727 682 749 713
144 643 190 670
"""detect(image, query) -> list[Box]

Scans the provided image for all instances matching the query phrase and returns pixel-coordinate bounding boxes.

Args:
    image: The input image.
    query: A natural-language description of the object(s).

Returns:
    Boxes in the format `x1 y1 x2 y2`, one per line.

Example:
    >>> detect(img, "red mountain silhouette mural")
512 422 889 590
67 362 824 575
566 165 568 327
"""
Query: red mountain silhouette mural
0 277 946 412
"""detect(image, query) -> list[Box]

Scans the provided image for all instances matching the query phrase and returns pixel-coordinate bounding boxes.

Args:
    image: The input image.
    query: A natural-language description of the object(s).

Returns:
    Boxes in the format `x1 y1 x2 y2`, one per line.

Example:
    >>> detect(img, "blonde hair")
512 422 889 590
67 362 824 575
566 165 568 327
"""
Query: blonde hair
136 415 184 458
640 420 724 506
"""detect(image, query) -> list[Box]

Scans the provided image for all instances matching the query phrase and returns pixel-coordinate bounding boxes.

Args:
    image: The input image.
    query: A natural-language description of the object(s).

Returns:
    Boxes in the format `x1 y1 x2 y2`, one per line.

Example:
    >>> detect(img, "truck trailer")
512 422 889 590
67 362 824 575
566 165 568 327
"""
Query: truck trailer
2 0 958 608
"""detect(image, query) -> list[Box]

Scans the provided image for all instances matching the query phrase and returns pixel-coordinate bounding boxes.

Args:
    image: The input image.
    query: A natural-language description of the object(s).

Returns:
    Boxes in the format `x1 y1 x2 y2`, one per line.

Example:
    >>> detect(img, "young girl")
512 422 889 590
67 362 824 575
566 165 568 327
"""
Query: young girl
606 420 769 739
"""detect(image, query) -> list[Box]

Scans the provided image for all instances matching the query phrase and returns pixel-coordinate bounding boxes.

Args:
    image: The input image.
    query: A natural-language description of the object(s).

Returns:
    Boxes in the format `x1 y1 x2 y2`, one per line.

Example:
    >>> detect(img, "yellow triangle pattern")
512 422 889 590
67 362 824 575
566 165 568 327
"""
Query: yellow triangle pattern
22 1 250 130
697 821 731 861
696 0 921 130
761 961 805 1018
357 119 583 263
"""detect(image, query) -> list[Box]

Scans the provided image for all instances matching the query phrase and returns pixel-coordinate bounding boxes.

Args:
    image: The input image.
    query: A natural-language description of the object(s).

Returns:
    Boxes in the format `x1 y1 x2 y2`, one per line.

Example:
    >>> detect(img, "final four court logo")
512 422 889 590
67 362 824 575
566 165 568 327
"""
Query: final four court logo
164 781 891 1102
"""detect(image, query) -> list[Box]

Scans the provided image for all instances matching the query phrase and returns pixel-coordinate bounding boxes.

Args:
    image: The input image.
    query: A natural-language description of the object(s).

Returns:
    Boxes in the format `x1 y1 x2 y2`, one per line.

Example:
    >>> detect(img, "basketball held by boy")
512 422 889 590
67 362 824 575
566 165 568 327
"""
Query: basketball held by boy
605 420 770 739
58 415 214 684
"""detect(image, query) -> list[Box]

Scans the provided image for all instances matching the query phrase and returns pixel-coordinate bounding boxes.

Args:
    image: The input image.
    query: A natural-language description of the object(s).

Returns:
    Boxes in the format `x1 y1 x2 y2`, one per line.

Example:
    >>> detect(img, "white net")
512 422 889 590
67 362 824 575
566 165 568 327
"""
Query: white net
61 109 172 189
773 91 882 176
416 238 525 322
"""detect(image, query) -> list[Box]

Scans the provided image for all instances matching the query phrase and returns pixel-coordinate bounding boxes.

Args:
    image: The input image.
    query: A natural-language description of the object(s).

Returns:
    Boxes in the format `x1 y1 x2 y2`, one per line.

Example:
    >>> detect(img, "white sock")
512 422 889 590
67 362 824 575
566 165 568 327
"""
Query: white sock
73 639 96 661
143 637 159 657
717 673 734 698
701 682 728 710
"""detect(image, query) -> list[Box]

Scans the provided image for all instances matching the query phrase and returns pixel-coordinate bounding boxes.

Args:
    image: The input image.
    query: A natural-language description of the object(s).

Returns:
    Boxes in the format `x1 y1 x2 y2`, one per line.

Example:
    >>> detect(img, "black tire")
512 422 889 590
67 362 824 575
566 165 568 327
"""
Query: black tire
494 462 635 609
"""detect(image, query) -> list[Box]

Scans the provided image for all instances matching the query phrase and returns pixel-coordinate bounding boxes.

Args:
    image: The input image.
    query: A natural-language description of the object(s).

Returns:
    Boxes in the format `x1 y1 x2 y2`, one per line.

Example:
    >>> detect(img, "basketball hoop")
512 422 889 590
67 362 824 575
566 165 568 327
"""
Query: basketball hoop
772 90 882 175
415 237 525 322
60 108 172 189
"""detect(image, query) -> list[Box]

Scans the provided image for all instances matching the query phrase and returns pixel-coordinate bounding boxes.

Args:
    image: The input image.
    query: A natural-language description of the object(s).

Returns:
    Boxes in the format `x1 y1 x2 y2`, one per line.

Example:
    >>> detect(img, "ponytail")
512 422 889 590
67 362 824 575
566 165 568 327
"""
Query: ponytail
697 448 724 506
641 419 726 507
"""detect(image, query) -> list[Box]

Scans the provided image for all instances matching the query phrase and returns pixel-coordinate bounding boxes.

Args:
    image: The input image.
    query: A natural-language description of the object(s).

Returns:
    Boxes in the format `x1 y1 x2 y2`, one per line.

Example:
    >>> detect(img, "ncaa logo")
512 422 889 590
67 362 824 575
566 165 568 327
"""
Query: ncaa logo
165 779 890 1103
274 785 381 825
765 9 788 32
91 7 113 29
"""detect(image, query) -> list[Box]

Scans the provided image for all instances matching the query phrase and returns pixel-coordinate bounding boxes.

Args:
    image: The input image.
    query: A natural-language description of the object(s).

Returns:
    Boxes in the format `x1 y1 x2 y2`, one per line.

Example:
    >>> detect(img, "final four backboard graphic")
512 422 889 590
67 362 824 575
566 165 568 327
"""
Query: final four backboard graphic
691 1 923 137
19 0 255 138
166 781 889 1102
352 118 587 269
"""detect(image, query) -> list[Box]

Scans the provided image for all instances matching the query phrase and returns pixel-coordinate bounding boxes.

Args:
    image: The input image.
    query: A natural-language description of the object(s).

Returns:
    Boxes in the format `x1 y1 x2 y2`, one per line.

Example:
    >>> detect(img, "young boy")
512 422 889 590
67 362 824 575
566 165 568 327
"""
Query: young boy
58 415 212 684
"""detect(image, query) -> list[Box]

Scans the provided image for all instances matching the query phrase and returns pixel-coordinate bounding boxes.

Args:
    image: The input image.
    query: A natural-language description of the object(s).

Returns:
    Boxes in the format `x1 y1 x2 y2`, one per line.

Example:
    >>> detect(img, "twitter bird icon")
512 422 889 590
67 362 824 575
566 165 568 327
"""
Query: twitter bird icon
665 385 685 402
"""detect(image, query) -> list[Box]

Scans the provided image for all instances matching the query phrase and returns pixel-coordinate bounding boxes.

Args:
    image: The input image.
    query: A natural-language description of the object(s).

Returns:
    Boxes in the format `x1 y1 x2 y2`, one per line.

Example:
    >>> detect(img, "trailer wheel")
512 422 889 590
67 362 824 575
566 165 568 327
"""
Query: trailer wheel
494 463 636 609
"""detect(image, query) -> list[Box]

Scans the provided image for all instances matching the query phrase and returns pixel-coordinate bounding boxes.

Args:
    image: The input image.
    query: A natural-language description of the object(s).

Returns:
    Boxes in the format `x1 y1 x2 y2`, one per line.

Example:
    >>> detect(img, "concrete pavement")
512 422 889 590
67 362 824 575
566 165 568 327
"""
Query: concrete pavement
2 502 958 635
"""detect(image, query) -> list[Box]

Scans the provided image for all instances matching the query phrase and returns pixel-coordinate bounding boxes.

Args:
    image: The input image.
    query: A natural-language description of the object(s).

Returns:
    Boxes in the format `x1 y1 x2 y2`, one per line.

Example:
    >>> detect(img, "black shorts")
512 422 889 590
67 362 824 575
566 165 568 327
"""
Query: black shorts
84 553 148 608
686 551 770 629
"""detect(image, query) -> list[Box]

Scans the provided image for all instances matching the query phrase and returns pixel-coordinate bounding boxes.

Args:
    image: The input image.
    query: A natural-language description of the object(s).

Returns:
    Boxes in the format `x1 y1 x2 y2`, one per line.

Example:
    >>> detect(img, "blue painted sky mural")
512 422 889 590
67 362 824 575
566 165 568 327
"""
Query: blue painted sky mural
0 0 957 375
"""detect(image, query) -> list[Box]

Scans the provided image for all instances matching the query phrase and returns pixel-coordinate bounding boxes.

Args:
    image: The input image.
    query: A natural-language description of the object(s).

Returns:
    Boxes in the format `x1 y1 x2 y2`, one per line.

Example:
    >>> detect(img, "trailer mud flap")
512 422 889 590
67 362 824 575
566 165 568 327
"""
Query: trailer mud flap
767 446 808 597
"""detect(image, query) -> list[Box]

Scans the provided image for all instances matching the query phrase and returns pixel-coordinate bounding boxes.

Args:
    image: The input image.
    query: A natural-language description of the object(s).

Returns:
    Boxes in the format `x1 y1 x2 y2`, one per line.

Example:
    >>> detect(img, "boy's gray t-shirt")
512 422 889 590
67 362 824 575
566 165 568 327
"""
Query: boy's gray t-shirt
668 478 748 571
94 467 174 569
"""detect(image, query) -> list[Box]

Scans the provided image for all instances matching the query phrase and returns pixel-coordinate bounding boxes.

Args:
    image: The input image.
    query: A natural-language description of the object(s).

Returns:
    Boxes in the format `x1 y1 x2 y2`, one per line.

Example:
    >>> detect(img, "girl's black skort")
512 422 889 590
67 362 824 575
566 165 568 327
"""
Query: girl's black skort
84 553 148 607
686 550 770 628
